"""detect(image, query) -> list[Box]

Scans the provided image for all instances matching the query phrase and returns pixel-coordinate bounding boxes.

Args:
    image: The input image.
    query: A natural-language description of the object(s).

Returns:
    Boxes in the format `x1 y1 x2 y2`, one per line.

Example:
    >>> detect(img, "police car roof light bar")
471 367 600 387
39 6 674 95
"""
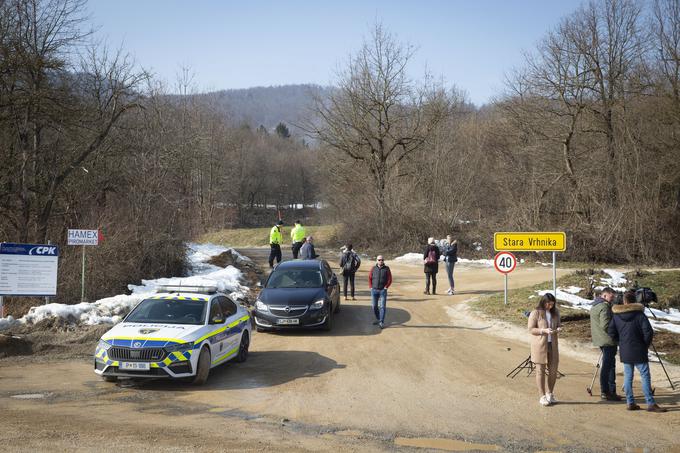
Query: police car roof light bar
155 285 218 294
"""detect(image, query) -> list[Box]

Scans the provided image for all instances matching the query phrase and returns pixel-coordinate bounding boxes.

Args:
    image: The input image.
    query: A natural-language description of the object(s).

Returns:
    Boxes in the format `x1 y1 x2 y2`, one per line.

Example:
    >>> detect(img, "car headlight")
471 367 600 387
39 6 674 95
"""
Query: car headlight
97 340 112 351
255 300 268 311
165 342 192 353
310 299 325 310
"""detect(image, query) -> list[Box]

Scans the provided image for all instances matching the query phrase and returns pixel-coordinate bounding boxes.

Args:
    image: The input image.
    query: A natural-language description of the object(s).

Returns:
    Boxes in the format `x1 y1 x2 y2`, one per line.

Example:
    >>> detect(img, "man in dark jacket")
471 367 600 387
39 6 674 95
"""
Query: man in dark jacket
608 291 666 412
590 287 622 401
368 255 392 329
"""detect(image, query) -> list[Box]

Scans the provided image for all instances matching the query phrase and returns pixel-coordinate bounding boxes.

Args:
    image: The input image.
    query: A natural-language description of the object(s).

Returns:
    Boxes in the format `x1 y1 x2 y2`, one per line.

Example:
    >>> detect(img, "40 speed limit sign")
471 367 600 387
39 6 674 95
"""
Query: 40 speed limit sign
494 251 517 274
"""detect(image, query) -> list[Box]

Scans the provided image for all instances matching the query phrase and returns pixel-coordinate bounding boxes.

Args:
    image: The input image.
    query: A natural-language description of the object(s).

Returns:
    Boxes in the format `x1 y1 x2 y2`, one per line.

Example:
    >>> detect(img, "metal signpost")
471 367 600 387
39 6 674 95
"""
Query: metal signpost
494 251 517 305
67 229 100 302
0 243 60 317
494 232 566 298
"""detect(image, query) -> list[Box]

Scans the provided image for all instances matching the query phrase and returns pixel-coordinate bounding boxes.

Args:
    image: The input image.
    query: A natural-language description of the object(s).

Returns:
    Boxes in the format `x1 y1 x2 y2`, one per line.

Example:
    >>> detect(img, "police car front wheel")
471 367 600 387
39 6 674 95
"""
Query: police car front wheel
191 346 211 385
235 332 250 363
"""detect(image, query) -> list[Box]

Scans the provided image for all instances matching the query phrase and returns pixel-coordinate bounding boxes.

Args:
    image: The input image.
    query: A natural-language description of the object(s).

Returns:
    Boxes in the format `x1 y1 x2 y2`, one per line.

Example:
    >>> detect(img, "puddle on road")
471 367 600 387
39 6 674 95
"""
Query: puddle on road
394 437 500 451
11 393 49 399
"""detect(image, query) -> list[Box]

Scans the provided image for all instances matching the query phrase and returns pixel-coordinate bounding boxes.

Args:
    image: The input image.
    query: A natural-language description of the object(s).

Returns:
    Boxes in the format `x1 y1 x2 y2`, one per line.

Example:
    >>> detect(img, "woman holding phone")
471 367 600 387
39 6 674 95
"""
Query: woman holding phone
528 293 561 406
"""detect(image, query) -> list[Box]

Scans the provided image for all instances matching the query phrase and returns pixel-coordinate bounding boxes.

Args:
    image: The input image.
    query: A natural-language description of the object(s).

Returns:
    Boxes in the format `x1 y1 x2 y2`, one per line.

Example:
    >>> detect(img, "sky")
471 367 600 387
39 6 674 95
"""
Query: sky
88 1 584 106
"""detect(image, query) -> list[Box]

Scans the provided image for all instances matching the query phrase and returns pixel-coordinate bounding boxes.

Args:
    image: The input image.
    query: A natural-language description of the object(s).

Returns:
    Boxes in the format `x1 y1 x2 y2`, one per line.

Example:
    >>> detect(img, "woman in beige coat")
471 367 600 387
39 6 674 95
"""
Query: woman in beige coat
528 293 561 406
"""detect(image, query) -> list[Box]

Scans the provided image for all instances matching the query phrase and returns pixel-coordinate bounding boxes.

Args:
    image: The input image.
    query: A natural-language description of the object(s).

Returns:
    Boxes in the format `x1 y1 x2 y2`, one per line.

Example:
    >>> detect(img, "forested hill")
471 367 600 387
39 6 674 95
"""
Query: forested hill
192 84 331 135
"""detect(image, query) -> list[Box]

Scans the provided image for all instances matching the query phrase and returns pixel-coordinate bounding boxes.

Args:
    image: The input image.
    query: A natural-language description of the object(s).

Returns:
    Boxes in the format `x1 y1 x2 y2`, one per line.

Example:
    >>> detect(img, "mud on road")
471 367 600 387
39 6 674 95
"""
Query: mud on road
1 248 679 452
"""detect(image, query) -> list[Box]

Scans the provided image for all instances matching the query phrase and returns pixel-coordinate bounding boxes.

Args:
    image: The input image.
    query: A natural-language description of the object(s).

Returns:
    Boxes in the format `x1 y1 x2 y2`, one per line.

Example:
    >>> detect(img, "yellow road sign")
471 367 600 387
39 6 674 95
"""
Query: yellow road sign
494 232 566 252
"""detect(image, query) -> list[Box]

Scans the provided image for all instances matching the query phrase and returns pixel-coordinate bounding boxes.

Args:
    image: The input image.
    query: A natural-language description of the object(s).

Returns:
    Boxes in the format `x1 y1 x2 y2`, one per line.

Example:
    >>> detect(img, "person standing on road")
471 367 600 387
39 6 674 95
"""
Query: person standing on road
340 243 361 301
299 236 319 260
442 235 458 295
423 237 441 295
528 293 561 406
290 220 306 259
608 291 666 412
268 220 284 268
368 255 392 329
590 287 622 401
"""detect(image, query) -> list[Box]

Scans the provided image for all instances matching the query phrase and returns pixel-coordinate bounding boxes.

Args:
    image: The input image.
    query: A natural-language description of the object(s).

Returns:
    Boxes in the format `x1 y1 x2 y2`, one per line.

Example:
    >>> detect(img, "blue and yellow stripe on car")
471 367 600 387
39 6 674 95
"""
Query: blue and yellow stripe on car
194 315 250 346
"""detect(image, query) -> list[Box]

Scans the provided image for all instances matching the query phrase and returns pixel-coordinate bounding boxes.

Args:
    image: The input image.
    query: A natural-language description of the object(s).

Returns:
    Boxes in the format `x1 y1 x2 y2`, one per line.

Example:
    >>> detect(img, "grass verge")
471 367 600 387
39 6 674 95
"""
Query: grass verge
198 224 341 248
469 269 680 365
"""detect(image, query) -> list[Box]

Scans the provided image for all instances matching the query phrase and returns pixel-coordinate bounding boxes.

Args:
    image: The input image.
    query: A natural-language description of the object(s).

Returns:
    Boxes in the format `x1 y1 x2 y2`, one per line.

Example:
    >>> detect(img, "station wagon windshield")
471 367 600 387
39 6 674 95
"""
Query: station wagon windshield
125 298 207 325
267 269 324 288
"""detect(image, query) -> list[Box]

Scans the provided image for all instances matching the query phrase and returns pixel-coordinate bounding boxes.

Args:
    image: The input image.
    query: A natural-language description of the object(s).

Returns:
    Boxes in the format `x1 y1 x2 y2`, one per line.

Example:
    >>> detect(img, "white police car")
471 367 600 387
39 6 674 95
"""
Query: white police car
94 285 251 385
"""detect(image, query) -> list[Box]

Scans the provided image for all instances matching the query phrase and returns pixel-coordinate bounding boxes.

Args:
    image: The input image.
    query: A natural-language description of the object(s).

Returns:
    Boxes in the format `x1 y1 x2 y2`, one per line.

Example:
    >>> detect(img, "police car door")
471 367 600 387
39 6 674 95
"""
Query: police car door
218 296 240 356
208 299 228 363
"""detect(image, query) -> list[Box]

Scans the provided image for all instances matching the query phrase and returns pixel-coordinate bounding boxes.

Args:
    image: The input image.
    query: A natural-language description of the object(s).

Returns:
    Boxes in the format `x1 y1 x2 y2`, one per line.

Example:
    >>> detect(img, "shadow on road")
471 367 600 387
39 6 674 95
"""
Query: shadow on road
120 350 345 391
260 304 411 337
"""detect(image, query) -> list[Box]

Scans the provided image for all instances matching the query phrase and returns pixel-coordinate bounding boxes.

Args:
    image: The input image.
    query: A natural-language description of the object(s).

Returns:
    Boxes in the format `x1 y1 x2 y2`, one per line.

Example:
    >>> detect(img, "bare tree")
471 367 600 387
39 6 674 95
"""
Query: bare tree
309 24 451 237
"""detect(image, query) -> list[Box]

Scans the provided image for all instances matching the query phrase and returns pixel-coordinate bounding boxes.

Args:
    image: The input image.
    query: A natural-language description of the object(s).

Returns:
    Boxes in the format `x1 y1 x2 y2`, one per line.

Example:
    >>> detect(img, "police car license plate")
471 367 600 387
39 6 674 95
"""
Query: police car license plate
120 362 150 370
277 318 299 325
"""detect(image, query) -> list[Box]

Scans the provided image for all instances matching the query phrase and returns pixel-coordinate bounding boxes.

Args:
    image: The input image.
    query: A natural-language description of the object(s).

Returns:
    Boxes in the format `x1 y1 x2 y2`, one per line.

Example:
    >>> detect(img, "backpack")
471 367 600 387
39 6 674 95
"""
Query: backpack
343 251 360 273
425 248 437 265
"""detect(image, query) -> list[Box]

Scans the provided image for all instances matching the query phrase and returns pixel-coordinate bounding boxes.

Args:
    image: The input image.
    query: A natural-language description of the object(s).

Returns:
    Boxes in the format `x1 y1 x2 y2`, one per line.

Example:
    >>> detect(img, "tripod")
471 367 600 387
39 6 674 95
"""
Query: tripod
641 306 675 390
506 355 565 379
506 355 534 379
586 351 602 395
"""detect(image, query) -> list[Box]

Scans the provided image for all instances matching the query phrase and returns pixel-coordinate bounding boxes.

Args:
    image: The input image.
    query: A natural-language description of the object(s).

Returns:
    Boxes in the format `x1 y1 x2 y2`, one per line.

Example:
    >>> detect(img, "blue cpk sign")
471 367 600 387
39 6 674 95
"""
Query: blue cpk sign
0 243 60 256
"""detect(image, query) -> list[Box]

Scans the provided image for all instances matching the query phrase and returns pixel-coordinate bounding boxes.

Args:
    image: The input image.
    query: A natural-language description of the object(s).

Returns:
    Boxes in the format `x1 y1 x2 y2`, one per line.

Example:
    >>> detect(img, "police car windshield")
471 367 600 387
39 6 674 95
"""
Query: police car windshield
267 269 324 288
126 298 207 325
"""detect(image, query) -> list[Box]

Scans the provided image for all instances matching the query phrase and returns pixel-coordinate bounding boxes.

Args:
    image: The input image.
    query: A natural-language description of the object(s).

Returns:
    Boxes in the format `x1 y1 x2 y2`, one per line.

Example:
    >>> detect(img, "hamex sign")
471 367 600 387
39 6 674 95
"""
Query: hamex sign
67 229 101 246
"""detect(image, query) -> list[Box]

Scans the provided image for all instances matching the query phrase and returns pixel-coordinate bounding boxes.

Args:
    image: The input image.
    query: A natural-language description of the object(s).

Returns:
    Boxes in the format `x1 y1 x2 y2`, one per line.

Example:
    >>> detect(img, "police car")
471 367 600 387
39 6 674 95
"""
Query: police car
94 285 251 385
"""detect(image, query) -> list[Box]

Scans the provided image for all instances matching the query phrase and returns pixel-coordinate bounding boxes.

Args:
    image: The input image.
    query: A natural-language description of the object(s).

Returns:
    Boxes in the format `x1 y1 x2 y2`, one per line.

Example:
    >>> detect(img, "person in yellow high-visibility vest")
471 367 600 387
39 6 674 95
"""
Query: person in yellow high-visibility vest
290 220 306 259
268 220 284 268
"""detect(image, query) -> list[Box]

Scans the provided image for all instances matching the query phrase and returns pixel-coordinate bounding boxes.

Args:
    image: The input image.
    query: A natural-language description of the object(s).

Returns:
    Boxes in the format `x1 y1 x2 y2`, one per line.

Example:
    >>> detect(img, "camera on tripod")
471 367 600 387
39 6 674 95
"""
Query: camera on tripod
612 285 657 307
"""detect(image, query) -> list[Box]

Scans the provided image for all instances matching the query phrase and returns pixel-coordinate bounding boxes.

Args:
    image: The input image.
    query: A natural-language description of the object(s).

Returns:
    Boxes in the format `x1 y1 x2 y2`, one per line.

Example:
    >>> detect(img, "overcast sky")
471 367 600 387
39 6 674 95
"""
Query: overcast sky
88 0 584 106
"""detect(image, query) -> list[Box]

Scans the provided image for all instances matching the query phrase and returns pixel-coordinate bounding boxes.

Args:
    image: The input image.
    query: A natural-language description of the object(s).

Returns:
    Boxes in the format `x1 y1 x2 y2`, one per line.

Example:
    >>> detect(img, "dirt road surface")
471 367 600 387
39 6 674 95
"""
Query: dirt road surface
1 248 678 452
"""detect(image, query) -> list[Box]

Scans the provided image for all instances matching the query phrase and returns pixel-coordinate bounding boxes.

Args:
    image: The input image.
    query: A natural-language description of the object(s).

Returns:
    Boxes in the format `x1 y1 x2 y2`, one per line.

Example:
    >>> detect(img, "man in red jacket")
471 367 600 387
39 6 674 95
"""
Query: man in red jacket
368 255 392 329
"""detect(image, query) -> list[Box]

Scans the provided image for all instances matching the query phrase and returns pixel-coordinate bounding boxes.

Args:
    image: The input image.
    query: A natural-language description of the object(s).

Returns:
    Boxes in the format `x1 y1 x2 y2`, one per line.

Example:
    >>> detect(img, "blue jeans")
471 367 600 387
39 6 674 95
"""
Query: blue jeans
623 362 655 405
371 288 387 323
600 346 617 395
445 261 455 289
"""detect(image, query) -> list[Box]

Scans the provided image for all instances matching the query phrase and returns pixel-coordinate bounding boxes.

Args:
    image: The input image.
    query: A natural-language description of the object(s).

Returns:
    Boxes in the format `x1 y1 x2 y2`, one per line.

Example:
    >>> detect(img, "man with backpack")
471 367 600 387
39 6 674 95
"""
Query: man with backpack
340 244 361 300
423 237 441 295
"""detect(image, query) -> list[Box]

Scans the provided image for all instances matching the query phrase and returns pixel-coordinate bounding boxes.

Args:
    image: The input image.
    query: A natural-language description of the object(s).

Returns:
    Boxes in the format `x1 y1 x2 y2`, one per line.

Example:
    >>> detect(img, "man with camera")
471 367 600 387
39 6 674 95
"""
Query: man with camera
590 287 622 401
608 291 667 412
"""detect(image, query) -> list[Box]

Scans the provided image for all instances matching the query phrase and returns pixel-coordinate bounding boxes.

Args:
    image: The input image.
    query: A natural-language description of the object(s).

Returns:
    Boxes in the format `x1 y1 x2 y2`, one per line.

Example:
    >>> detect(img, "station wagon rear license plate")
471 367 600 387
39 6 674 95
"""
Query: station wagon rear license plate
277 318 300 325
120 362 150 370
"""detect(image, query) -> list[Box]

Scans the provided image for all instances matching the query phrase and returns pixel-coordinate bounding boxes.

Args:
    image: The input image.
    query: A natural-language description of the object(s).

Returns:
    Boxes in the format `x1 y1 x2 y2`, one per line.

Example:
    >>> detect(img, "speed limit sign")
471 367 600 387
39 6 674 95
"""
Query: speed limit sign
494 251 517 274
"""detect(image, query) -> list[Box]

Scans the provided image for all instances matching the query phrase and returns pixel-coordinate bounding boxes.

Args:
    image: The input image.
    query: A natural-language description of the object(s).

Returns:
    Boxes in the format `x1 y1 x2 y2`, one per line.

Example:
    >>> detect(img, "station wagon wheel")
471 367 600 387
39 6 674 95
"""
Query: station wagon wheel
102 376 117 383
235 331 250 363
191 346 211 385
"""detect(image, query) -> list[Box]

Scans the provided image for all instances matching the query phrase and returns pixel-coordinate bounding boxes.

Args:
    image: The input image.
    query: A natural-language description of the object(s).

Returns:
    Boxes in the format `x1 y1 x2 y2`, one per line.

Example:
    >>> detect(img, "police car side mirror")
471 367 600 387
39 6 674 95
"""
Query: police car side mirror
329 275 338 286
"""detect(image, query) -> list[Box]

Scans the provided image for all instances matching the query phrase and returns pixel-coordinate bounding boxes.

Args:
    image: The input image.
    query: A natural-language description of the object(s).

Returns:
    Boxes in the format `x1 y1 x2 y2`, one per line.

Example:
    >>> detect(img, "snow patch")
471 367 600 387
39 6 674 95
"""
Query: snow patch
0 243 250 331
393 252 493 267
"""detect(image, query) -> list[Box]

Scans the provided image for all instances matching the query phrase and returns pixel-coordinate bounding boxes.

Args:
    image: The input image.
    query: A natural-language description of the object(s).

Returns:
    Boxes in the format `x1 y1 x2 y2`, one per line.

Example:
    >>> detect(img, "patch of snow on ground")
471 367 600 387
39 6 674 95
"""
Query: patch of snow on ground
601 269 627 291
538 289 594 310
562 286 583 294
0 243 250 331
393 252 493 267
537 286 680 334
